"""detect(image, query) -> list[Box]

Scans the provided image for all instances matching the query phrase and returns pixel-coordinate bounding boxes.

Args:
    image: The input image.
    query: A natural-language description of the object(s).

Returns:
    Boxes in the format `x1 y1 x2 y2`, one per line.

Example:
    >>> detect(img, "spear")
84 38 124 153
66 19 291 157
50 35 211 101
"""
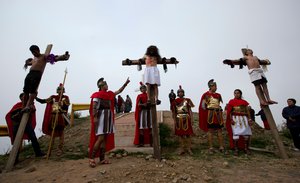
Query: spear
46 68 68 159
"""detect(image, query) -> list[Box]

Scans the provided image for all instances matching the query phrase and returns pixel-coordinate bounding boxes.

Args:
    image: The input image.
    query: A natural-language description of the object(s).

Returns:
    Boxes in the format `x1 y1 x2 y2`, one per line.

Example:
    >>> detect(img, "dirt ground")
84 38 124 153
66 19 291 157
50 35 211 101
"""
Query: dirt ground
1 113 300 183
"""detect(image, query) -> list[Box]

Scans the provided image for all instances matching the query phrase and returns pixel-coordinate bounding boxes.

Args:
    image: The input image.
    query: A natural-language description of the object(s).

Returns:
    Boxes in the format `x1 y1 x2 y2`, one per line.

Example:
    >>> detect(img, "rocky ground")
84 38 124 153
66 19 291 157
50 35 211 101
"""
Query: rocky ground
0 111 300 183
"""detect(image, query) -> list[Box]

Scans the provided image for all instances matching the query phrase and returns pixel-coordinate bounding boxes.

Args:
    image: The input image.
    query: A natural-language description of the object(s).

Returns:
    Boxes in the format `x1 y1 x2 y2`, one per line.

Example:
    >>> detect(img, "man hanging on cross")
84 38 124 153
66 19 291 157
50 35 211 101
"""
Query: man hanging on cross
223 48 277 106
22 45 70 112
143 45 162 105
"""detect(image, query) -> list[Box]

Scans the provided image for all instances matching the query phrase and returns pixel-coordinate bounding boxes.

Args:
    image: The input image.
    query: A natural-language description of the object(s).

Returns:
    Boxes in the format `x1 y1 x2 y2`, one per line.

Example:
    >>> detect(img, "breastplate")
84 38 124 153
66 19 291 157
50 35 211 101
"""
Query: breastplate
232 106 248 114
176 100 188 115
207 96 220 109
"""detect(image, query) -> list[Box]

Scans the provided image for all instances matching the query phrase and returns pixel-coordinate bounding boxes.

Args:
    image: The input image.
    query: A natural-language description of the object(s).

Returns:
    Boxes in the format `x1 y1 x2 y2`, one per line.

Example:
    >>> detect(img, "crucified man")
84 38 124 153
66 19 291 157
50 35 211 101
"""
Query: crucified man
22 45 70 112
223 48 277 106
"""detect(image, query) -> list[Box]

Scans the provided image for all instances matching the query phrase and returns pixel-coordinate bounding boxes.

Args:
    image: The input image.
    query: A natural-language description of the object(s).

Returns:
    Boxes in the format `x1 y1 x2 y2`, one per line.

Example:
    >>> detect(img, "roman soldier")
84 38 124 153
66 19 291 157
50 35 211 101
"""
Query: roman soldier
133 82 152 147
199 79 224 154
172 85 194 155
36 83 70 156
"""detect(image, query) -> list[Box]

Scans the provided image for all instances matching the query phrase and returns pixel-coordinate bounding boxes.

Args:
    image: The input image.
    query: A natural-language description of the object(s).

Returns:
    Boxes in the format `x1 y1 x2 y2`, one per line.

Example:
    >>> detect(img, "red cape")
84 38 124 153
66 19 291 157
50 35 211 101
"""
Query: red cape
42 95 69 137
198 91 222 132
89 90 115 158
133 92 150 145
226 98 249 149
5 102 36 144
172 97 194 136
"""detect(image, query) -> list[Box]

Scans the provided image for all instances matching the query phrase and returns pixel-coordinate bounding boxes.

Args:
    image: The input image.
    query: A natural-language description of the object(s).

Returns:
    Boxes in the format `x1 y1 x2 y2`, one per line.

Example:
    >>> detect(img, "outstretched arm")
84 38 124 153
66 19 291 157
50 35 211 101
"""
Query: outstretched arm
223 58 246 69
115 77 130 95
55 51 70 62
258 58 271 65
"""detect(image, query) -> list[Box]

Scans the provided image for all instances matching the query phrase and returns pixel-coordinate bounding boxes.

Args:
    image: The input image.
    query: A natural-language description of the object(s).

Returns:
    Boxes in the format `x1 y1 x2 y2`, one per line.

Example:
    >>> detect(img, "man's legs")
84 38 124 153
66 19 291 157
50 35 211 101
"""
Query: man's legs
90 135 105 167
25 122 44 157
289 127 300 149
154 84 161 105
146 83 151 103
244 135 251 155
207 129 214 154
217 129 224 152
255 85 268 105
261 83 277 104
178 136 185 155
233 136 239 156
57 132 64 156
138 129 144 147
186 135 193 155
23 92 37 112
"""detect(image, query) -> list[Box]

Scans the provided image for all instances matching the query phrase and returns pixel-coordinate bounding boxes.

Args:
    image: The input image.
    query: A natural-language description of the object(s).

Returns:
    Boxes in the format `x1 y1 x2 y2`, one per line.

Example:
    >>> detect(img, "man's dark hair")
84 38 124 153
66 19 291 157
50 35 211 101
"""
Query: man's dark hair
145 45 161 61
288 98 296 104
29 45 40 52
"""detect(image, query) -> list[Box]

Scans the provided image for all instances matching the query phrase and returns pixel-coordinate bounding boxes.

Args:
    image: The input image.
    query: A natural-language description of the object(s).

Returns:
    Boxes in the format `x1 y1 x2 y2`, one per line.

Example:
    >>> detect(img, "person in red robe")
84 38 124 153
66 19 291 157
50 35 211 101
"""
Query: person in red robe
198 79 224 154
36 83 70 156
6 93 44 164
171 85 194 155
226 89 252 156
133 82 151 147
89 77 130 168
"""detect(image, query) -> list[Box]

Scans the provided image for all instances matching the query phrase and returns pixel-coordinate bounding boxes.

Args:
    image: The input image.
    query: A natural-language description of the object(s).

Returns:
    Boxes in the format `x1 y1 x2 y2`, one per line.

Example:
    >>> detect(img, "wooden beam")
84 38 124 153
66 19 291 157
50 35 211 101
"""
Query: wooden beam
149 85 161 160
122 57 179 66
5 44 53 172
262 105 288 159
0 125 9 136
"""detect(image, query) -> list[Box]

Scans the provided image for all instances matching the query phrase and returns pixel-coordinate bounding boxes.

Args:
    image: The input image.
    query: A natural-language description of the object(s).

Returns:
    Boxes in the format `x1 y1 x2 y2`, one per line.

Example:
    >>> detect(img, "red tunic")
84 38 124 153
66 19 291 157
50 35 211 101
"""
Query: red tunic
5 102 36 144
226 98 249 149
42 95 69 137
198 91 223 132
89 90 115 158
172 98 194 136
133 92 151 145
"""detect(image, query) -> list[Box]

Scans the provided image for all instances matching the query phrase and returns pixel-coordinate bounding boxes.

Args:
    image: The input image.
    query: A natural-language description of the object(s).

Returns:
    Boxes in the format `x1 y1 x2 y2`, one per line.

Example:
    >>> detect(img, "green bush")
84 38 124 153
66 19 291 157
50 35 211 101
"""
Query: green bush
159 123 177 147
279 122 292 139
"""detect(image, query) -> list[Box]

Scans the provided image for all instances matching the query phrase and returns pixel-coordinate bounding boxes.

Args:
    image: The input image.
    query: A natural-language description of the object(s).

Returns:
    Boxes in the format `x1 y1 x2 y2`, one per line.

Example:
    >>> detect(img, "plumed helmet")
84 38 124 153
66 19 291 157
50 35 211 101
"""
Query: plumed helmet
57 83 65 93
208 79 216 88
139 81 146 90
97 77 107 89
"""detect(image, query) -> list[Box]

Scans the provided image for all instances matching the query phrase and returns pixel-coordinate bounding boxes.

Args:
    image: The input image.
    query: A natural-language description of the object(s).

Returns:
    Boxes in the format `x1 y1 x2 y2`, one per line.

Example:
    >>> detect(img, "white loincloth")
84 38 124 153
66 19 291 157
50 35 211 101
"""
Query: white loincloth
248 68 266 82
144 66 161 86
231 115 252 139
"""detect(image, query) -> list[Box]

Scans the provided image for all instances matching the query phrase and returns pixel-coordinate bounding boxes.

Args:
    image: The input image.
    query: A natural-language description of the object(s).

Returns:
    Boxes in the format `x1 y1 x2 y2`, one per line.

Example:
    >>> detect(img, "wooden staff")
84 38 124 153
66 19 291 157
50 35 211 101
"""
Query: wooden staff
46 68 68 159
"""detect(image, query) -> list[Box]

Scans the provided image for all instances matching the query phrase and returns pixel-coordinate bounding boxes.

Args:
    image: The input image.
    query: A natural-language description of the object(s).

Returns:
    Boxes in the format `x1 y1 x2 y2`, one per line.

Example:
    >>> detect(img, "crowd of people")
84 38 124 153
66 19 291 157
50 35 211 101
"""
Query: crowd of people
5 44 300 169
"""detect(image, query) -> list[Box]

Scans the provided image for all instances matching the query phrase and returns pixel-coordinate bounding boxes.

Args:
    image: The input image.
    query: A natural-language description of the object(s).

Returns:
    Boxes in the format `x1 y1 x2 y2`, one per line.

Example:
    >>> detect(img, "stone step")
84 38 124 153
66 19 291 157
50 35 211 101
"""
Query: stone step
114 136 134 147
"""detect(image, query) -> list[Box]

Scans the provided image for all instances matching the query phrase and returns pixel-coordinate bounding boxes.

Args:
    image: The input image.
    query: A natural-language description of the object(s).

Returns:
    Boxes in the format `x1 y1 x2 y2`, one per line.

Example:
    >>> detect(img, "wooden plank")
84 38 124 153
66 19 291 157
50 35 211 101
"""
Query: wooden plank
0 125 9 136
122 57 179 66
262 105 288 159
149 85 161 160
5 44 53 172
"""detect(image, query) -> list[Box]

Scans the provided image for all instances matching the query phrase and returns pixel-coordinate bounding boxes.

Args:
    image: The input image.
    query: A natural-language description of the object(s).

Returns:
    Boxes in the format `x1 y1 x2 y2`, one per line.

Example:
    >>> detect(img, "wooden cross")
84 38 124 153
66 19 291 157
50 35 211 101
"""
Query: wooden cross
223 51 288 159
122 57 179 160
5 44 70 171
5 45 53 171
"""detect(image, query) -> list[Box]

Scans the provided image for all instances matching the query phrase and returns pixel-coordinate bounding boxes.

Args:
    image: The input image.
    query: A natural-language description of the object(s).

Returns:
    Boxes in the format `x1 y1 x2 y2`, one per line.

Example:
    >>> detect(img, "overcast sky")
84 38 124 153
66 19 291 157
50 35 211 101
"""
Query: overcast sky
0 0 299 154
